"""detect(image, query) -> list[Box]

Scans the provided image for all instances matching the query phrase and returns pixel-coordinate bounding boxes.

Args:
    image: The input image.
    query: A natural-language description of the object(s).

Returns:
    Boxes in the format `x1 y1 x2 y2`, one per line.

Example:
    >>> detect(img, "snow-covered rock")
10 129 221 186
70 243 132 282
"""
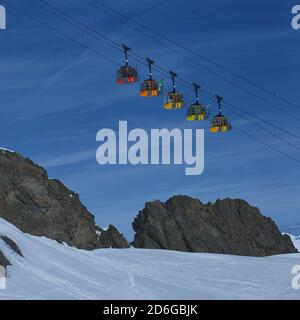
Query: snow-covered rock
0 147 14 153
0 218 300 300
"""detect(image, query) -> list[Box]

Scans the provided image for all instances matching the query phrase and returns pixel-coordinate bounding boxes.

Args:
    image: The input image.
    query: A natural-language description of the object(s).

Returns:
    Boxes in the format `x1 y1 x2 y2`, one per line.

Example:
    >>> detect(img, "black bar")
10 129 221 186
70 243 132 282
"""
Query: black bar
0 300 298 319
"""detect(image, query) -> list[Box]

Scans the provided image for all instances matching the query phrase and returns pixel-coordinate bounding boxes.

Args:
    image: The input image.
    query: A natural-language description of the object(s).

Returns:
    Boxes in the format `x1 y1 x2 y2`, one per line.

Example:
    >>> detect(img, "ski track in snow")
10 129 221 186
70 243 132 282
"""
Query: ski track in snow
0 218 300 300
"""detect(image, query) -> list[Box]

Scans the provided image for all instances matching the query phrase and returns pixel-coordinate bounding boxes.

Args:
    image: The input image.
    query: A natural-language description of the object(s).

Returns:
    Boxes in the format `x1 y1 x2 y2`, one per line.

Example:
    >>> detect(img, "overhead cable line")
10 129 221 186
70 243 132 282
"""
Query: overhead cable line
5 1 300 166
235 127 300 165
35 0 300 140
35 0 300 142
2 1 119 67
91 0 300 111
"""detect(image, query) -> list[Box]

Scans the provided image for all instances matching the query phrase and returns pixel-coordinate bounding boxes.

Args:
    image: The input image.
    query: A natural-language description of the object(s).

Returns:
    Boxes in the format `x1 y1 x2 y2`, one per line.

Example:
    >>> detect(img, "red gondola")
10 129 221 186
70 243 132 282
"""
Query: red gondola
116 44 138 84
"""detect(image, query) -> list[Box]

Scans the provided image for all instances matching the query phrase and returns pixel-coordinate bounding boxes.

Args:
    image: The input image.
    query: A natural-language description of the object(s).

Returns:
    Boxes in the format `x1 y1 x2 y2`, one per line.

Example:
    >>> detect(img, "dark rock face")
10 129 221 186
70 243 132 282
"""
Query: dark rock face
96 225 129 248
0 250 10 269
0 149 128 250
0 236 23 257
132 195 298 256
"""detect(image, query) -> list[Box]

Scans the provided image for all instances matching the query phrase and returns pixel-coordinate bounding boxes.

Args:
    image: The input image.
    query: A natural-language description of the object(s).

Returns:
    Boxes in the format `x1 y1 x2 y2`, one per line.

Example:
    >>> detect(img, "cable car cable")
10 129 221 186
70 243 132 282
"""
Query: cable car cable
6 1 300 165
90 0 300 111
225 107 300 152
2 1 119 67
35 0 300 132
172 77 300 141
171 75 300 141
34 0 122 53
234 127 300 166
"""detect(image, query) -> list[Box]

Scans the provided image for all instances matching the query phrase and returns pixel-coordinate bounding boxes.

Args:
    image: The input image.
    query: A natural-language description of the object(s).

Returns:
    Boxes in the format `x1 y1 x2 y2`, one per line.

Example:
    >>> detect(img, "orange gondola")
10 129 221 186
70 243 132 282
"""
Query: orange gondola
140 58 163 97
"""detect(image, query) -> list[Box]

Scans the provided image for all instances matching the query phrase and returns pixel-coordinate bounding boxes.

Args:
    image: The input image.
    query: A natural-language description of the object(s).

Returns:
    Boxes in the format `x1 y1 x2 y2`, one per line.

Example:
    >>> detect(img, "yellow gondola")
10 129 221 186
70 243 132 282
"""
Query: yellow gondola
210 95 232 133
186 104 208 120
140 58 163 97
163 71 184 109
164 92 184 109
186 83 209 121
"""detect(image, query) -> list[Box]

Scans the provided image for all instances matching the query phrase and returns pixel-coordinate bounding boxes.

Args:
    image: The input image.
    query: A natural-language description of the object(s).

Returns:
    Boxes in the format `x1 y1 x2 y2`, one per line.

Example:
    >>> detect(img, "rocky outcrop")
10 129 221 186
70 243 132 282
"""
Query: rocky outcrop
0 236 23 257
0 149 129 250
0 236 22 272
96 225 129 248
132 195 298 256
0 250 10 269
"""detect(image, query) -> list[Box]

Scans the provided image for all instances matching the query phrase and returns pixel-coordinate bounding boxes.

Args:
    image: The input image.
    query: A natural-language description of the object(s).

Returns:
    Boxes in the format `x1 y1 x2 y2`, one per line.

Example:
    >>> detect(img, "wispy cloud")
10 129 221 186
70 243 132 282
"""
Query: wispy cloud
40 149 95 168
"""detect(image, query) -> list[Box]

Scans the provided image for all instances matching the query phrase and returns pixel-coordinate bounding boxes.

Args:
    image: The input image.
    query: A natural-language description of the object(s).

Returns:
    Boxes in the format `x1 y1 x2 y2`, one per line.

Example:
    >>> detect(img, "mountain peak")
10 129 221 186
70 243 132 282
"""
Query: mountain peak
0 150 128 250
132 195 297 256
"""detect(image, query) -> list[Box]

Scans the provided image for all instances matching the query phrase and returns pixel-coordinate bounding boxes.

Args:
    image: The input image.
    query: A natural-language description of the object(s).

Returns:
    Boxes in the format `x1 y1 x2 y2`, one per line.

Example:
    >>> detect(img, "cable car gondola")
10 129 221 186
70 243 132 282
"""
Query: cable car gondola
140 58 163 97
186 83 209 121
164 71 184 109
116 44 138 84
210 95 232 133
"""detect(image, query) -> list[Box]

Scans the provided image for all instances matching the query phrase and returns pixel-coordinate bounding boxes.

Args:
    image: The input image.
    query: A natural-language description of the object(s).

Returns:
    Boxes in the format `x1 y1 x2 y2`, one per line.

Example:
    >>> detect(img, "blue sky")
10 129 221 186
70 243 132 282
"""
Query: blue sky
1 0 300 239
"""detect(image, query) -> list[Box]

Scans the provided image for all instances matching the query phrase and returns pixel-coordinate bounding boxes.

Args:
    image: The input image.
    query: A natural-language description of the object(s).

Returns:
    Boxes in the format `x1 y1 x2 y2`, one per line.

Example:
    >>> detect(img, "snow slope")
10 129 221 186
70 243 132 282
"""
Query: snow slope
0 218 300 300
